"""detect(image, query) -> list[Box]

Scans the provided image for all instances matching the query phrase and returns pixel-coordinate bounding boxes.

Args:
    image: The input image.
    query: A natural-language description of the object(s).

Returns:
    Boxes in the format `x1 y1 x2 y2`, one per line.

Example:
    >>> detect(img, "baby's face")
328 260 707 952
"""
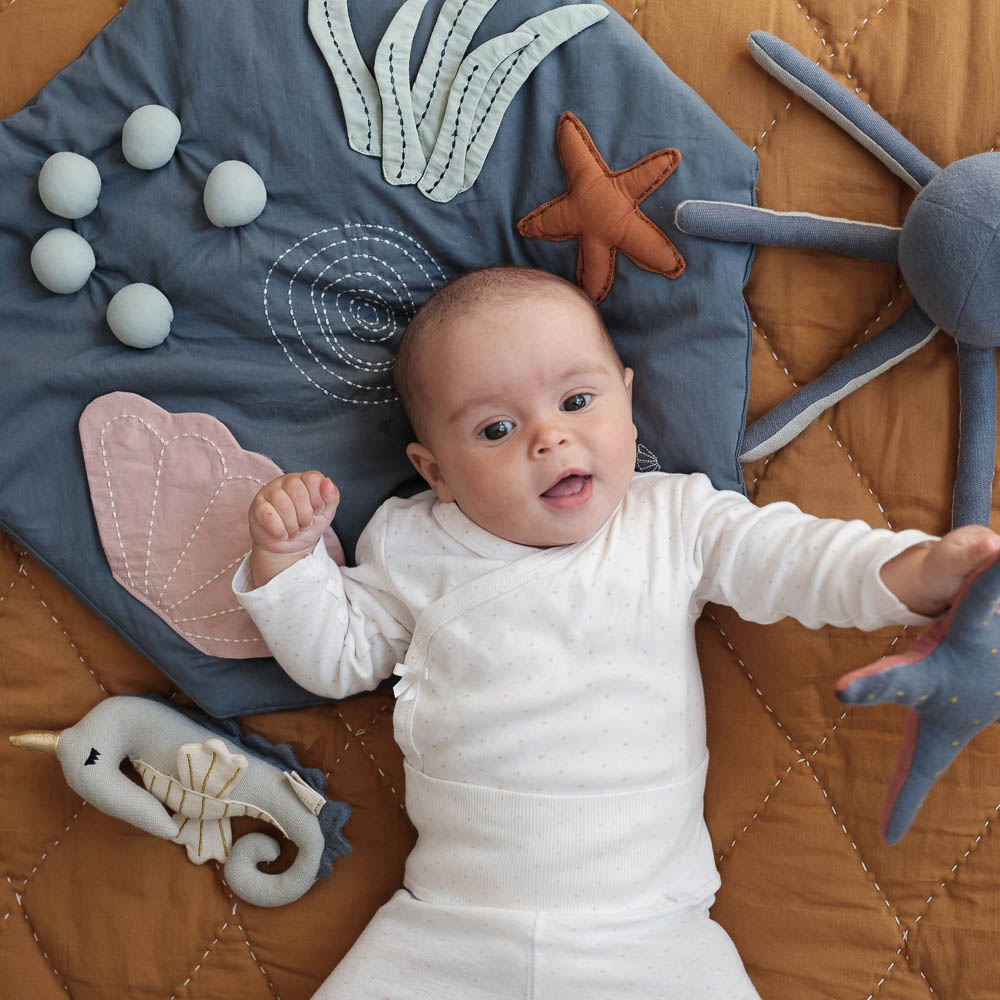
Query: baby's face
406 289 637 547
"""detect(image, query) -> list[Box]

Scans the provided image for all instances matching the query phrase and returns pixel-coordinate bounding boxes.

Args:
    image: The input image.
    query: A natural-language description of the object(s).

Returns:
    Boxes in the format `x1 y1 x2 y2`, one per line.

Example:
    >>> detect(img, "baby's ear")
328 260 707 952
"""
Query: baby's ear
623 367 638 441
405 443 455 502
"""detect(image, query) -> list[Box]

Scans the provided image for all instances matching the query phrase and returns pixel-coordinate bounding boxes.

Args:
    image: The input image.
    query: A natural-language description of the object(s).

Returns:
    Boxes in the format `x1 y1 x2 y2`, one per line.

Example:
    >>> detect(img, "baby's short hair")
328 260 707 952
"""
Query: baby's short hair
394 265 620 441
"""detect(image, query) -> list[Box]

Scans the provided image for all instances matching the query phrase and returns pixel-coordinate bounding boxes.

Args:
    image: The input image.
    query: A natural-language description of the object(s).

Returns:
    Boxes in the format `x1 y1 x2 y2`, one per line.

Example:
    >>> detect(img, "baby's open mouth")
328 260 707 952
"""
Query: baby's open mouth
541 473 591 499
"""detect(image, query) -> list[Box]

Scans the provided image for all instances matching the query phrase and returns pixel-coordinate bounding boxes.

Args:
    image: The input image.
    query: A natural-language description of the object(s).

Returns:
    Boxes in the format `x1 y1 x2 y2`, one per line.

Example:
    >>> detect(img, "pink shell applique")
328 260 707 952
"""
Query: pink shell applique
79 392 280 658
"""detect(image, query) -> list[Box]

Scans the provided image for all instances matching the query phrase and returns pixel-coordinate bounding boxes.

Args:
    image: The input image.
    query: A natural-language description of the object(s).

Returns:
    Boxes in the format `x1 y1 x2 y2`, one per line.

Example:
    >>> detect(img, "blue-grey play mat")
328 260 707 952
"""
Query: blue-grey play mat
0 0 757 717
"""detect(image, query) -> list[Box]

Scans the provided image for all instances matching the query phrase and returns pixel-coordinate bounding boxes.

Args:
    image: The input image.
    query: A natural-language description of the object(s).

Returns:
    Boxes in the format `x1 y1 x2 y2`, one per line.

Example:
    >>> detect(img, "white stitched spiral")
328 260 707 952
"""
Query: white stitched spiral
263 222 445 405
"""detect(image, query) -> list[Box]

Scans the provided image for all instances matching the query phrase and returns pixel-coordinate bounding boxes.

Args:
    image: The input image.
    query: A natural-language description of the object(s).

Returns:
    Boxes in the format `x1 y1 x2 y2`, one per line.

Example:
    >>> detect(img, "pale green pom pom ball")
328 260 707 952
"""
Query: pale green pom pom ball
107 283 174 349
203 160 267 227
122 105 182 170
38 152 101 219
30 229 96 294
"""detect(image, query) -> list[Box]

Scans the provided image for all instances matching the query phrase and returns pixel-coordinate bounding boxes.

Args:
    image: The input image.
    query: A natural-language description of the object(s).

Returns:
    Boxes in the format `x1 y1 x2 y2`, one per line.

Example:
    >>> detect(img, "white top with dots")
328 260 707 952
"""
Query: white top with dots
234 472 934 909
234 470 933 792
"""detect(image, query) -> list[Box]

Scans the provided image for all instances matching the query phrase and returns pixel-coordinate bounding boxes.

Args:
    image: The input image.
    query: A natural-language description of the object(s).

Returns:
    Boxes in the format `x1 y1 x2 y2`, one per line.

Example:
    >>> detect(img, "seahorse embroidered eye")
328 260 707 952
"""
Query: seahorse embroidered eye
480 420 513 440
84 747 101 766
562 393 591 412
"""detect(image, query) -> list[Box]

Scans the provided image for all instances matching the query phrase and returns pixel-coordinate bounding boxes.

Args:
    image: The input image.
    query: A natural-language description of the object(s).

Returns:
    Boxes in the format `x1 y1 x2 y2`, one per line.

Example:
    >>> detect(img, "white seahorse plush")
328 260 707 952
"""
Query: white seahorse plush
10 696 351 907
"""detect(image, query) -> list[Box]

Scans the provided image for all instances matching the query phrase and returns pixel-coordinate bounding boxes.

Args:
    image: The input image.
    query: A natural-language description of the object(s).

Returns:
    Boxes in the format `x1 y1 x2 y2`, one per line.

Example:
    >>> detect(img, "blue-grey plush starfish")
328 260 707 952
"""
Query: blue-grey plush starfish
837 553 1000 843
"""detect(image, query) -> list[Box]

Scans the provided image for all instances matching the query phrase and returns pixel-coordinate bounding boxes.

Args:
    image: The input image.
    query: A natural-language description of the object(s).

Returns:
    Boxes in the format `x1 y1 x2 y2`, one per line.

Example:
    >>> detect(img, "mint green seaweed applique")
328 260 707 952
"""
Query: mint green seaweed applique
443 4 610 202
308 0 382 156
411 0 501 158
375 0 431 185
307 0 608 202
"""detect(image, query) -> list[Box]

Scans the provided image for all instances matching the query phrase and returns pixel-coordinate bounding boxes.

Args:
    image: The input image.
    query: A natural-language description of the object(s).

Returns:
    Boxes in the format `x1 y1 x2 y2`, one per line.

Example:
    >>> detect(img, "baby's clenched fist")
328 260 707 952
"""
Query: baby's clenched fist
250 471 340 553
248 473 340 588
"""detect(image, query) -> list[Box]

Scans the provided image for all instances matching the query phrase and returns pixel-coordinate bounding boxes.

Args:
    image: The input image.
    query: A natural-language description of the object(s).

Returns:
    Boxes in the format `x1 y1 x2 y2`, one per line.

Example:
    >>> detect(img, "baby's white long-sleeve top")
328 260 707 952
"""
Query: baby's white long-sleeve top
234 471 934 798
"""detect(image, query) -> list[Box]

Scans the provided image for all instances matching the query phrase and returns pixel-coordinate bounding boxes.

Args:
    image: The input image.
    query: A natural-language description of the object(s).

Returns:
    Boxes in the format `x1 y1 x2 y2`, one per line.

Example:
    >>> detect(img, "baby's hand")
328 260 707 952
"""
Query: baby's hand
881 525 1000 617
250 471 340 553
248 472 340 588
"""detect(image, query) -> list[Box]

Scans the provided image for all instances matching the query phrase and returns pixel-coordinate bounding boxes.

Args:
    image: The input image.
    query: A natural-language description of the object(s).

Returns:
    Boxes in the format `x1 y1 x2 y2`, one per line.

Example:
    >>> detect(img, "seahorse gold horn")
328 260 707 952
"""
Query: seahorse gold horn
9 730 60 755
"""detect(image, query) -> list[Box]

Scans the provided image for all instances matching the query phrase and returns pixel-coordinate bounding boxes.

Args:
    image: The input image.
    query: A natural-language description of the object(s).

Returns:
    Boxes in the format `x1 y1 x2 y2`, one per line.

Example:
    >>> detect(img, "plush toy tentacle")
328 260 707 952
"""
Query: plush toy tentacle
747 31 940 190
838 664 967 844
954 341 998 528
740 303 938 461
675 200 900 262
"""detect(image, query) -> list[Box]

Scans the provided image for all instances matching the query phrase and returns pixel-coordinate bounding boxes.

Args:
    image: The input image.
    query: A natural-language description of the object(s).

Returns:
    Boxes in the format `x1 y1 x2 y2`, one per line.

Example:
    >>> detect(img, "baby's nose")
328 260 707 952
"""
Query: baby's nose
531 423 569 454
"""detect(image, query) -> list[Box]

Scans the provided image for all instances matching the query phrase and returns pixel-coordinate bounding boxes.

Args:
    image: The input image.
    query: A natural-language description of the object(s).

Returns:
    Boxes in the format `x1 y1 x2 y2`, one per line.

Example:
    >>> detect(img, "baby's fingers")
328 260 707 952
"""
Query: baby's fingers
248 472 339 554
318 475 340 518
267 486 306 537
936 526 1000 576
971 532 1000 565
250 497 291 542
283 474 321 530
300 471 339 518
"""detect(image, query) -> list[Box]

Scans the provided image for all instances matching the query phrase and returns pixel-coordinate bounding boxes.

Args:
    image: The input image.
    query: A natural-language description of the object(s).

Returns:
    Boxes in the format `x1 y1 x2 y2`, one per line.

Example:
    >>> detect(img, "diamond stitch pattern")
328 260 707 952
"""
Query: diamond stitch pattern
23 807 235 998
910 826 1000 994
4 0 1000 997
165 926 281 1000
0 880 72 1000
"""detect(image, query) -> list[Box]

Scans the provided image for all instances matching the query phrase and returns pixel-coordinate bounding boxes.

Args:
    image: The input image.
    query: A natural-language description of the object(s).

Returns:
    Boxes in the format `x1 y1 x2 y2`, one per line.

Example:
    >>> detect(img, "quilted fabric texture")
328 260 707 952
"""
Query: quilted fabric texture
3 1 1000 999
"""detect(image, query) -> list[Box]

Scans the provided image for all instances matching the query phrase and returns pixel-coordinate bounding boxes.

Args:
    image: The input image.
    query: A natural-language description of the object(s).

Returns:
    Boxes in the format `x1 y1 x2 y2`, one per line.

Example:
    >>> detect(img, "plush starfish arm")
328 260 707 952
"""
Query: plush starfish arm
837 554 1000 842
838 670 991 844
675 200 900 262
836 636 962 845
577 232 617 304
884 713 984 844
741 303 938 461
747 31 940 190
953 342 998 528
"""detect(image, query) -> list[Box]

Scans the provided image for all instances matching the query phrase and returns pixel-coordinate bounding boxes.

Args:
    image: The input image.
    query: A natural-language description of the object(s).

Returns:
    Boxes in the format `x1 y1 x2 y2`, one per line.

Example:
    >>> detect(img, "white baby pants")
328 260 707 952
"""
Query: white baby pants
316 889 759 999
315 762 760 999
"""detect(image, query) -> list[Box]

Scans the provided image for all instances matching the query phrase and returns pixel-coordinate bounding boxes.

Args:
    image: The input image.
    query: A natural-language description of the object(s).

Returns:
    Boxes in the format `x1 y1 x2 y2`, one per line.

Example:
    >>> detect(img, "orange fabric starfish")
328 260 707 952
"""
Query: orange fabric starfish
517 112 685 304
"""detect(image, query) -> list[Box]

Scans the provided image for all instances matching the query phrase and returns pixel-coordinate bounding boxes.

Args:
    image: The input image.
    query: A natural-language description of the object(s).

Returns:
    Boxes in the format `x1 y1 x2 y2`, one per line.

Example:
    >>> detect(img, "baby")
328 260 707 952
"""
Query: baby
234 266 999 999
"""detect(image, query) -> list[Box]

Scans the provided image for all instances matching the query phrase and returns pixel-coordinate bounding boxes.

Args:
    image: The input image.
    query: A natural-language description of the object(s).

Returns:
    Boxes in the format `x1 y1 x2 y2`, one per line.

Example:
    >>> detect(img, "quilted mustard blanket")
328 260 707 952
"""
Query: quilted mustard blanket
3 1 999 997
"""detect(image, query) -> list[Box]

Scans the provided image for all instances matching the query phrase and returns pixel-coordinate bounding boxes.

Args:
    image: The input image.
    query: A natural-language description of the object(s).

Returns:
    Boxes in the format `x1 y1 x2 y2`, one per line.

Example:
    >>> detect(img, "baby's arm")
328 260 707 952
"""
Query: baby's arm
248 471 340 588
879 526 1000 616
681 473 938 630
236 474 412 699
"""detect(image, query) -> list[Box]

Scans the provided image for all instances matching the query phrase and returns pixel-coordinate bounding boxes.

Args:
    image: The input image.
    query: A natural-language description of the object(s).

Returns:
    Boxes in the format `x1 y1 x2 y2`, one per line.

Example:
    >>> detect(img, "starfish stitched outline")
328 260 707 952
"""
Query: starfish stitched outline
517 111 685 304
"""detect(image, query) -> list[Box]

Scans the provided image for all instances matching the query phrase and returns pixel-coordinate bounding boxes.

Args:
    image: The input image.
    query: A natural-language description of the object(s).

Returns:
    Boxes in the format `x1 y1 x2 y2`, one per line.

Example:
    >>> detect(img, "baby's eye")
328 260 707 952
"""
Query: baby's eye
480 419 514 440
561 393 592 412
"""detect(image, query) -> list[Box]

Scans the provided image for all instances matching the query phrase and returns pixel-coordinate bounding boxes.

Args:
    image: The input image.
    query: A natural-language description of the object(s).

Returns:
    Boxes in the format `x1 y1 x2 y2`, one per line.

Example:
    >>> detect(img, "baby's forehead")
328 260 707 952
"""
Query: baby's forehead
438 282 578 327
434 291 604 361
449 283 599 339
399 275 620 426
432 314 614 397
